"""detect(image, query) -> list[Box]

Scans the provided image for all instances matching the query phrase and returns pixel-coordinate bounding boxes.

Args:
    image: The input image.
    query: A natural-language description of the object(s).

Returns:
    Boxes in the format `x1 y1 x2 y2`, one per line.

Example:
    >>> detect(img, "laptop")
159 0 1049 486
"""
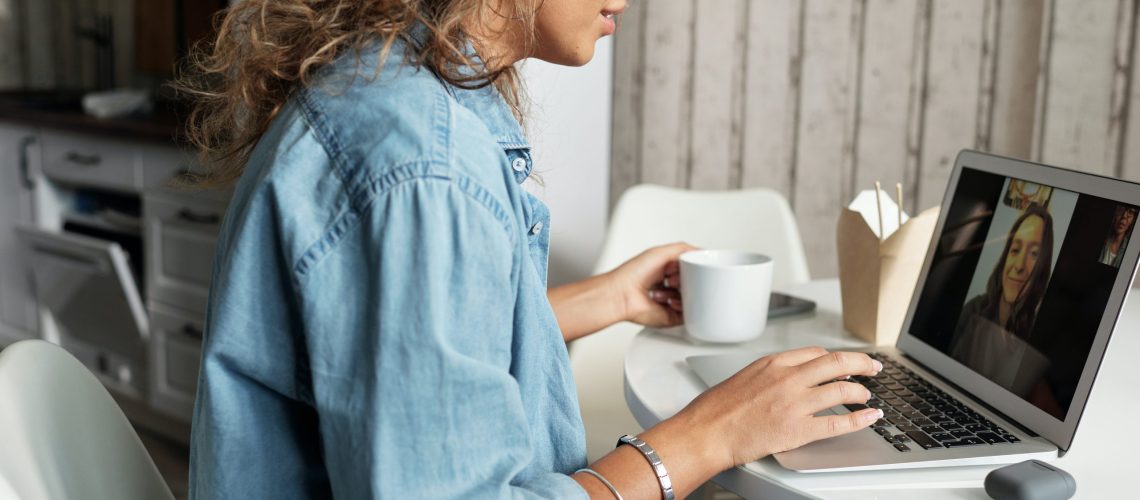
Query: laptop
687 150 1140 472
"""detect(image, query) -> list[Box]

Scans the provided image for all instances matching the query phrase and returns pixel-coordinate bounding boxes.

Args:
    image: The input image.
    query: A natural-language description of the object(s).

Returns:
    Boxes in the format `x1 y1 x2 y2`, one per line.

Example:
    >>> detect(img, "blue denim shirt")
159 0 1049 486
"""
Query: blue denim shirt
189 38 587 499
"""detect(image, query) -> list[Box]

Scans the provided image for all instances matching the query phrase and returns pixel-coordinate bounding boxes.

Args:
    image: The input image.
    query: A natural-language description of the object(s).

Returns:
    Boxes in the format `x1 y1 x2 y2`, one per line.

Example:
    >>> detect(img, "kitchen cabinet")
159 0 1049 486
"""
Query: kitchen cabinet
148 301 204 419
0 113 225 443
143 188 227 423
0 124 39 344
145 190 225 316
40 130 144 193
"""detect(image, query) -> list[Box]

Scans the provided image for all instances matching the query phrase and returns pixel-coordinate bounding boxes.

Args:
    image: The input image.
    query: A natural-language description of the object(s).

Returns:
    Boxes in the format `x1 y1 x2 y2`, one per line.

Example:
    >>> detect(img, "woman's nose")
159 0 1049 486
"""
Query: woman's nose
1010 253 1027 273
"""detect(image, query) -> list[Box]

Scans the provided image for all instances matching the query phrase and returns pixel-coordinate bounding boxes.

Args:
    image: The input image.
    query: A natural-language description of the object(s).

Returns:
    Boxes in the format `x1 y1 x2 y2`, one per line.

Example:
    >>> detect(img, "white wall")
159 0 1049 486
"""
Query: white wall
521 38 613 287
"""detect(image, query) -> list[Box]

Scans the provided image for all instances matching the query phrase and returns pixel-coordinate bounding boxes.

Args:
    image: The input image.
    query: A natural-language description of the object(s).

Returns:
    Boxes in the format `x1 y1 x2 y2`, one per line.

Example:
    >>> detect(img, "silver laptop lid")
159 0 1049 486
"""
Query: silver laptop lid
896 150 1140 452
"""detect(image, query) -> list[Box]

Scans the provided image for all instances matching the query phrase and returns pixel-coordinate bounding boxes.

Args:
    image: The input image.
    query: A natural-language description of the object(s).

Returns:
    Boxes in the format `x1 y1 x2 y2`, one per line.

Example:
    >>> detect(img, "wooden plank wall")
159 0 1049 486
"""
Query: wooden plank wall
612 0 1140 277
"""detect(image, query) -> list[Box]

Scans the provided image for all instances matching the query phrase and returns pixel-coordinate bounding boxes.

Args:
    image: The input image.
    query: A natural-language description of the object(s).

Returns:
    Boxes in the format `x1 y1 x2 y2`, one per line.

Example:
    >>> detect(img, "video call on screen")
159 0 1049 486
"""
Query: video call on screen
909 167 1138 420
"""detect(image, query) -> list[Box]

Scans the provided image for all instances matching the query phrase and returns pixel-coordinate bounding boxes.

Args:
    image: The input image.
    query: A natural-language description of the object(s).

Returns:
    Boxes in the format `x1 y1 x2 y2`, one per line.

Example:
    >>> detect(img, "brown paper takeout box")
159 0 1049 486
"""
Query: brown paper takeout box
837 204 940 345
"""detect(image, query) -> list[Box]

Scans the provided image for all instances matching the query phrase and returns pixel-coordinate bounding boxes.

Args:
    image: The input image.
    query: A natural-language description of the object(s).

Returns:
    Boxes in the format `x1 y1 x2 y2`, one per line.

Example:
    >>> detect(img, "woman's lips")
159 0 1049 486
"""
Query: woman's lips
600 4 625 36
600 12 617 35
1005 276 1026 289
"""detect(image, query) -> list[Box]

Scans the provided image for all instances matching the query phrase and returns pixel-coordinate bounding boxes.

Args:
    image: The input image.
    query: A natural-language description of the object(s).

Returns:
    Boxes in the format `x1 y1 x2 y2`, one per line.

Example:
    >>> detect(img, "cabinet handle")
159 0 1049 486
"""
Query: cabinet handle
176 209 220 225
19 136 36 189
65 151 102 166
181 324 204 339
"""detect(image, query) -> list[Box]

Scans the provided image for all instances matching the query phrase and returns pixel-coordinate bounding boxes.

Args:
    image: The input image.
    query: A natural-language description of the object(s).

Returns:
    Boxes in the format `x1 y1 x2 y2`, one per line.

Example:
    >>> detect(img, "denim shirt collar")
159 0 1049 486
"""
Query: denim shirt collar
407 25 533 183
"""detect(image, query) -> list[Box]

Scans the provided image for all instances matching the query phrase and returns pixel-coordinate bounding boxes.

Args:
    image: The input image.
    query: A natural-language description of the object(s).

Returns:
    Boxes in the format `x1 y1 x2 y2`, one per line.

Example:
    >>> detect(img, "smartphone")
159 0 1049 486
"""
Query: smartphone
768 292 816 318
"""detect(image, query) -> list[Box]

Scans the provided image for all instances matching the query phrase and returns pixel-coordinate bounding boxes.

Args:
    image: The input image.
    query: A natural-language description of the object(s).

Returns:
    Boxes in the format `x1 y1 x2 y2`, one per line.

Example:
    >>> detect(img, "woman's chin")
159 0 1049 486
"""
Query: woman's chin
1002 289 1022 305
534 40 597 67
548 52 594 67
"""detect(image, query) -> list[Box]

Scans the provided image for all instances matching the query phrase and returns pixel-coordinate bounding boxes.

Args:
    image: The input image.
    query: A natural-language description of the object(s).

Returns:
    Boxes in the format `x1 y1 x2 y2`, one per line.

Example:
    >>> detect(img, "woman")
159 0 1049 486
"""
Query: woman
180 1 884 498
1099 205 1136 267
951 205 1053 397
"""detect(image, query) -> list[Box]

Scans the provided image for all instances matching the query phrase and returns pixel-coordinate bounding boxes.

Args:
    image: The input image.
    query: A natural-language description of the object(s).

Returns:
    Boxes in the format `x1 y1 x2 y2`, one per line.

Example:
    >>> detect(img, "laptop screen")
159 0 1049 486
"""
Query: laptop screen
908 167 1138 420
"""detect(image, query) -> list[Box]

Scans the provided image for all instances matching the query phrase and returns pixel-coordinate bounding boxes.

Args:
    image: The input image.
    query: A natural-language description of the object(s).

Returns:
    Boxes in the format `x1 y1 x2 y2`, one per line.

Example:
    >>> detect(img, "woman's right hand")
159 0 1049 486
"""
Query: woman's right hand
580 347 884 499
675 346 884 468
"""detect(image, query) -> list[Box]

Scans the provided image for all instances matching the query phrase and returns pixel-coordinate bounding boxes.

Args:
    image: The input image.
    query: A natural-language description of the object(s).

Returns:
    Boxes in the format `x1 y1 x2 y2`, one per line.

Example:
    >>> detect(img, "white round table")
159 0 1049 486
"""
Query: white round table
623 279 1140 499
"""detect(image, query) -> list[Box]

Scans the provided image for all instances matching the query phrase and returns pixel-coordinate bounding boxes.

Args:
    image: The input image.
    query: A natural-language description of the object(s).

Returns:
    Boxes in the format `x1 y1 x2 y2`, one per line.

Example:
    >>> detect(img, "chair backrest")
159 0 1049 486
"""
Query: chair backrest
592 184 810 286
0 341 174 500
570 184 811 460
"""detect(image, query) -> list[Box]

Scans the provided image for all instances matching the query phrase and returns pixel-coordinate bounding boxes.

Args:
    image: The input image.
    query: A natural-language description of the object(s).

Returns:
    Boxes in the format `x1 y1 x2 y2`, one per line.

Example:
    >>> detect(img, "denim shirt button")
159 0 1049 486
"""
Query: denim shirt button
512 157 528 172
530 221 544 235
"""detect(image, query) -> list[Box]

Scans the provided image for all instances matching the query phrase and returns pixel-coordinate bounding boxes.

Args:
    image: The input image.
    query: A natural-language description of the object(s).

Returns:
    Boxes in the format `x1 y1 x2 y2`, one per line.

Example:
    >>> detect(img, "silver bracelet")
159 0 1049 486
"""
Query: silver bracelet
576 467 623 500
616 434 675 500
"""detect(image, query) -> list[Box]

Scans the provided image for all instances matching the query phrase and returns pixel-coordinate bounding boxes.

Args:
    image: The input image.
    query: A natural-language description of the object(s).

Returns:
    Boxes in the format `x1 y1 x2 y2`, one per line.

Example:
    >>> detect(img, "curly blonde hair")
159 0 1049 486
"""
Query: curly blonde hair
175 0 536 187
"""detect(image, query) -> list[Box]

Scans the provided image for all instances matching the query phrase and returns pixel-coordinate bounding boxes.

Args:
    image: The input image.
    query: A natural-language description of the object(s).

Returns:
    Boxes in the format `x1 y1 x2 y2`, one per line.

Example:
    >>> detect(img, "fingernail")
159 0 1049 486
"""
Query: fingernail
872 360 883 373
863 409 884 422
865 388 872 400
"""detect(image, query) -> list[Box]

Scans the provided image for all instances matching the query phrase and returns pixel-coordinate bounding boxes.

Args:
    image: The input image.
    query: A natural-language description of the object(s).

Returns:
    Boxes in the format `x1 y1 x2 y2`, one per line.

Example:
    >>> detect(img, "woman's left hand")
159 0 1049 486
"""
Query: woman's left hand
608 242 699 328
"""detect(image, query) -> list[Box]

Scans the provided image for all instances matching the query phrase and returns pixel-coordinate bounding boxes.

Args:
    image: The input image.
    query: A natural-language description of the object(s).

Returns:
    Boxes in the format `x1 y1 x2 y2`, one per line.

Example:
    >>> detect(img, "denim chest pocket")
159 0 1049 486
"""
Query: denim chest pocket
521 190 551 287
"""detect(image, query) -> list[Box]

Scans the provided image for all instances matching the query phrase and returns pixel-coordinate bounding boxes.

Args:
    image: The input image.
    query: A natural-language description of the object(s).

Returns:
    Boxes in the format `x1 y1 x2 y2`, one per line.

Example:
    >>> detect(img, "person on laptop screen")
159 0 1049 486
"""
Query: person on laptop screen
950 204 1054 401
911 169 1140 421
1099 205 1137 267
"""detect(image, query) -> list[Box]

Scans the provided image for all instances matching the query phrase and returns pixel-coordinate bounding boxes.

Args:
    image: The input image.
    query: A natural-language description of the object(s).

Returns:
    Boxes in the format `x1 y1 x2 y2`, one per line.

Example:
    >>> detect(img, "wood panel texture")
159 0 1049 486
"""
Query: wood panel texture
1038 0 1127 175
639 1 695 188
612 0 1140 277
916 0 986 211
855 0 921 211
609 0 646 208
792 0 861 277
739 0 802 195
990 0 1045 159
1123 0 1140 181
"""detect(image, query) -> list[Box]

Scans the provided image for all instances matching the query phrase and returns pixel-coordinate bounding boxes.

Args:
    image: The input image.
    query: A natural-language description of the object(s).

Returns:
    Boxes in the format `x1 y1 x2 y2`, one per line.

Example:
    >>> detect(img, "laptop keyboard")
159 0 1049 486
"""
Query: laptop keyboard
844 353 1022 452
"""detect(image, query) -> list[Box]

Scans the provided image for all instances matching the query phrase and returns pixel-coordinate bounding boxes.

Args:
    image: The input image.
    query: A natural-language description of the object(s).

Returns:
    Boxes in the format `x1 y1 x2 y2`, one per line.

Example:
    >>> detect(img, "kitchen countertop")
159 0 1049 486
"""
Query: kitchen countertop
0 90 184 144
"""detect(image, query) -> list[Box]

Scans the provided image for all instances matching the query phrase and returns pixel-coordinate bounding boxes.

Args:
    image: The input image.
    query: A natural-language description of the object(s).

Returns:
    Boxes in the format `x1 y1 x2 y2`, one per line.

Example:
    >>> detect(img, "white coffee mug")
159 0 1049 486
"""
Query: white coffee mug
679 250 774 343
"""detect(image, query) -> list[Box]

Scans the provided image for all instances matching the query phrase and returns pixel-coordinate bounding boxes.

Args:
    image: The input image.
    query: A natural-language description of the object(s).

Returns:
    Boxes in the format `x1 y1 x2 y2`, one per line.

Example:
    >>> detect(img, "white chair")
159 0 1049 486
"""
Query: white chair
570 184 811 460
0 340 174 500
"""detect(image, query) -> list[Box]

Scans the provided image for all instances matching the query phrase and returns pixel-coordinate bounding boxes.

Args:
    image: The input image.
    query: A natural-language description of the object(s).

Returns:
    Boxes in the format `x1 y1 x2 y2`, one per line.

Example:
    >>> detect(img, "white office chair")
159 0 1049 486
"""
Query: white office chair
0 340 174 500
570 184 811 461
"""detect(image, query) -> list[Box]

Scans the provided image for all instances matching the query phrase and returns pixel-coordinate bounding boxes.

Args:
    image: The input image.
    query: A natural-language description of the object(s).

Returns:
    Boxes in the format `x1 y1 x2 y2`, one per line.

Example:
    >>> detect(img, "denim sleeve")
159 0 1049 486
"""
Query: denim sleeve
297 174 586 498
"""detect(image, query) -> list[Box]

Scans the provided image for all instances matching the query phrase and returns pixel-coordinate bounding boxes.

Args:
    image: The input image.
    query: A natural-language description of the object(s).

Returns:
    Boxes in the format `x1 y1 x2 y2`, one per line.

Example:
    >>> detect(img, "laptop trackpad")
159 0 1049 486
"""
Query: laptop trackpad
774 414 892 472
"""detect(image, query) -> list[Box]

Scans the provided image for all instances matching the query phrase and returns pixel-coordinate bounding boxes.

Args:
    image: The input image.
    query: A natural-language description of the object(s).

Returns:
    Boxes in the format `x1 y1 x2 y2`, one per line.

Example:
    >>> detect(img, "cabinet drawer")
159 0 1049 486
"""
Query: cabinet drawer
148 302 203 421
17 225 149 398
41 131 141 192
140 145 197 189
17 226 148 356
144 193 225 314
